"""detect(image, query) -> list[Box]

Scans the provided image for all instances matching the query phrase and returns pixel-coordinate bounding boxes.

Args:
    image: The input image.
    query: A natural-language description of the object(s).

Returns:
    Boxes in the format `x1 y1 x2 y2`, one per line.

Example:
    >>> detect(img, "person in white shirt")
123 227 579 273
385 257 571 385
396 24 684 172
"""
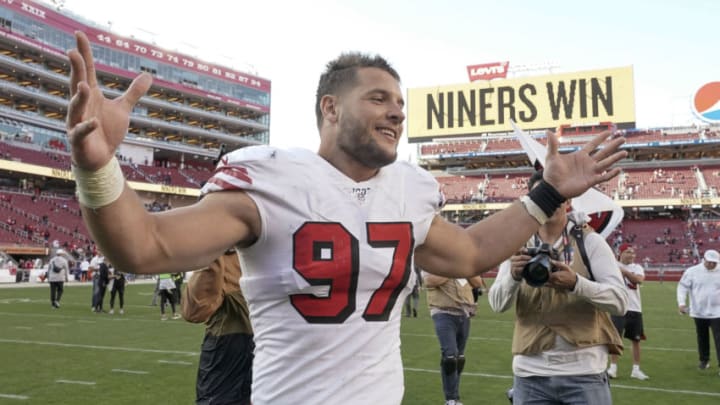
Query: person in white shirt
488 170 627 405
79 256 90 282
607 244 649 380
47 249 71 309
677 249 720 370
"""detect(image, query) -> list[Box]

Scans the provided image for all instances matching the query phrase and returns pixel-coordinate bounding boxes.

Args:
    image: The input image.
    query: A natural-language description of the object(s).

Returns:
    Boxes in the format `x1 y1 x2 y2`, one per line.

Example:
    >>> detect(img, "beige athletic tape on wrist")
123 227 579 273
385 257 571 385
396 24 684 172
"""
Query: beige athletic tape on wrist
72 157 125 209
520 195 549 225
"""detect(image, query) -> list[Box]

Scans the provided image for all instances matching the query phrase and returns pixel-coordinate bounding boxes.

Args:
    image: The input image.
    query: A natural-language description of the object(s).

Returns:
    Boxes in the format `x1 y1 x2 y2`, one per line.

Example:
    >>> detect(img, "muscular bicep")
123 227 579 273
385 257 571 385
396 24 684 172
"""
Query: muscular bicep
123 190 260 274
414 216 480 278
415 203 539 279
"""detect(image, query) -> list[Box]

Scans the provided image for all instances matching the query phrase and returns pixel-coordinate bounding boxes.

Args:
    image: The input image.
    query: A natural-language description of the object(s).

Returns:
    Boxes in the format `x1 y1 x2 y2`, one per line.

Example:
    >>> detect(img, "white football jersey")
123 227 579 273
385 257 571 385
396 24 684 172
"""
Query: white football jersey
202 146 442 404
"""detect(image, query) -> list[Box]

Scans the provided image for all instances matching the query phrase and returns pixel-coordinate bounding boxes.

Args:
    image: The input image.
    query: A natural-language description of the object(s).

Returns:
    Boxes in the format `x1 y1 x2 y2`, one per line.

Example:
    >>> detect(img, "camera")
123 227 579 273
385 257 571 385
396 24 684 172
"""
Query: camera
521 243 560 287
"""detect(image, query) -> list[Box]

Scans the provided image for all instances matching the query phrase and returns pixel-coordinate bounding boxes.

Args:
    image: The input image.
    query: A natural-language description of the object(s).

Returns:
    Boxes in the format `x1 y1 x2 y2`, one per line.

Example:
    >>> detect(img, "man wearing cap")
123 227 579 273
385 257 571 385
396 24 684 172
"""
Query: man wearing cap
677 249 720 370
47 249 71 309
607 244 649 380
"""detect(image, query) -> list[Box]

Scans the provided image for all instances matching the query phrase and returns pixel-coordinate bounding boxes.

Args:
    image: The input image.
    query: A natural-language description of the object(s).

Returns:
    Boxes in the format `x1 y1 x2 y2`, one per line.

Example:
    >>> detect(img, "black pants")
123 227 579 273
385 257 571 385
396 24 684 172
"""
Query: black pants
160 290 176 314
50 281 64 304
694 317 720 365
110 282 125 309
174 280 183 304
196 333 254 405
92 279 107 311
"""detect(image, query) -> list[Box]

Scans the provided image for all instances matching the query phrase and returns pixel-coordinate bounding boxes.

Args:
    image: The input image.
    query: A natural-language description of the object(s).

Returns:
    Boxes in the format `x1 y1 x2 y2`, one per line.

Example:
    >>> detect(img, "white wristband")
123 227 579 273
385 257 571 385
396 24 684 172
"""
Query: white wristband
72 157 125 209
520 195 548 225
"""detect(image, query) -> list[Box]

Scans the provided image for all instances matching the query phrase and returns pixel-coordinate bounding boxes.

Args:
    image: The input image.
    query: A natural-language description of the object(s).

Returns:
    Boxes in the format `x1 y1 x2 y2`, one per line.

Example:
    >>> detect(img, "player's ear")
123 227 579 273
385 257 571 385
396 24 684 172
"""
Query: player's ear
320 95 339 124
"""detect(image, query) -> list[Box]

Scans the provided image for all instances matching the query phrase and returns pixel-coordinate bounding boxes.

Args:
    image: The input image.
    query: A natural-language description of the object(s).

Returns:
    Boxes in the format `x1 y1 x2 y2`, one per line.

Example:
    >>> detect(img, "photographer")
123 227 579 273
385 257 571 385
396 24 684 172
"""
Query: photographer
488 170 627 405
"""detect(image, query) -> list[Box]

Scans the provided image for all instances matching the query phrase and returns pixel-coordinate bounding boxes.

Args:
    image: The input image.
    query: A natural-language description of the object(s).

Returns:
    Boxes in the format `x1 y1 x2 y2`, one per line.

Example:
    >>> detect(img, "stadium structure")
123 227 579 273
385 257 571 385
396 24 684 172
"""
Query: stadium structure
0 0 270 279
0 1 718 283
407 63 720 279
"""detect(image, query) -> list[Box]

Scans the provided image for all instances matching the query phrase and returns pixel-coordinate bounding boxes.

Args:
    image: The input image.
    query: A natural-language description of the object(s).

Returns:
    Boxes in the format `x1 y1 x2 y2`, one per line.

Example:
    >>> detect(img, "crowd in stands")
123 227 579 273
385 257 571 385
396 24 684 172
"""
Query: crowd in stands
420 125 717 157
606 211 720 269
435 164 720 203
0 137 215 187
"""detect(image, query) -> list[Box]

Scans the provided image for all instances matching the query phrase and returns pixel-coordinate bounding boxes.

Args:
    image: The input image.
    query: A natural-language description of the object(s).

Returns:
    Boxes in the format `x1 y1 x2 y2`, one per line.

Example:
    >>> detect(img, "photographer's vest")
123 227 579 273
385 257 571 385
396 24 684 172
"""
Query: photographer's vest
426 278 475 311
512 225 623 356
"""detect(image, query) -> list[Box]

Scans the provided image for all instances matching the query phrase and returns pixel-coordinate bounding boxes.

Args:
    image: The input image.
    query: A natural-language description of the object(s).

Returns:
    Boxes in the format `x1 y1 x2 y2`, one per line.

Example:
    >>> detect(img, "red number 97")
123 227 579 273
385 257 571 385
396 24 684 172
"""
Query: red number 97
291 222 414 324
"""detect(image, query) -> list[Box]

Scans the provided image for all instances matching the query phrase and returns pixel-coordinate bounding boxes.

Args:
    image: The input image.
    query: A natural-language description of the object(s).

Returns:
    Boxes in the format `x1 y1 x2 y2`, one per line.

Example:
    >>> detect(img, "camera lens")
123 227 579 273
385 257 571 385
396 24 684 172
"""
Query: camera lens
522 255 551 287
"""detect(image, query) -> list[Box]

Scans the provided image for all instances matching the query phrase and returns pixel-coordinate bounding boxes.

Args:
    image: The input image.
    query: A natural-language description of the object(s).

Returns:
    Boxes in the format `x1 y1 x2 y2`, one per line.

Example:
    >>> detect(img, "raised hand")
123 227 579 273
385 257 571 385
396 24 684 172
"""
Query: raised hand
66 31 152 171
543 130 627 199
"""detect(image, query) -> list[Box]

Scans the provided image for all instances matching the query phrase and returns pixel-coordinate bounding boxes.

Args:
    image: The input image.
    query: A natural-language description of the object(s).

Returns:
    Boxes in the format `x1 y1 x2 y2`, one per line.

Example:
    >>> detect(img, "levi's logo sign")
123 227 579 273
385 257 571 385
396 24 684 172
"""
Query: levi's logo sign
467 61 509 81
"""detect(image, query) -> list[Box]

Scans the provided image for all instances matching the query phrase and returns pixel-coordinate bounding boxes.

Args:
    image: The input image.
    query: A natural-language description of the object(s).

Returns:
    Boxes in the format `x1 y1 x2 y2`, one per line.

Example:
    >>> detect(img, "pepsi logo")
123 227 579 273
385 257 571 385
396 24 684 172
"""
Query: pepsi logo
692 82 720 123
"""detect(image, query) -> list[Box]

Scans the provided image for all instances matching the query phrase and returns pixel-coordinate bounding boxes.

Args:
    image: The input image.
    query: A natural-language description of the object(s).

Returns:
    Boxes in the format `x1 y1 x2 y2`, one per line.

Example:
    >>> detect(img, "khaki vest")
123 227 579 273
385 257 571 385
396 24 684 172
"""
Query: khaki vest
182 251 252 336
426 278 475 310
512 225 624 356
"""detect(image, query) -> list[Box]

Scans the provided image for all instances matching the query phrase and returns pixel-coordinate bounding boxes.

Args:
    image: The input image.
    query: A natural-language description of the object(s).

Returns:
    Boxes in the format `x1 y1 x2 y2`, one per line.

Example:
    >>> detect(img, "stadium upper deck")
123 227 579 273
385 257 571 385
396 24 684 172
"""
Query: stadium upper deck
0 1 271 254
0 0 271 163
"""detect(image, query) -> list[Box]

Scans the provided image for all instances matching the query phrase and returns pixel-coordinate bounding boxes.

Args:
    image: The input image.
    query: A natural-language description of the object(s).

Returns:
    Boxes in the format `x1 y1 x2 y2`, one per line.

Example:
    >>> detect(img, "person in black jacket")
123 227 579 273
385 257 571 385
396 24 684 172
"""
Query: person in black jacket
91 254 110 312
109 264 126 315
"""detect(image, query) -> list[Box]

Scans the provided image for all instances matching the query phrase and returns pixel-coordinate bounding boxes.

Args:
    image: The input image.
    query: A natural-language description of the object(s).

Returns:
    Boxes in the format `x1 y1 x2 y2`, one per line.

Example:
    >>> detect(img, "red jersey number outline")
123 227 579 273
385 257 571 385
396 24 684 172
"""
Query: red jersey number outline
291 222 414 324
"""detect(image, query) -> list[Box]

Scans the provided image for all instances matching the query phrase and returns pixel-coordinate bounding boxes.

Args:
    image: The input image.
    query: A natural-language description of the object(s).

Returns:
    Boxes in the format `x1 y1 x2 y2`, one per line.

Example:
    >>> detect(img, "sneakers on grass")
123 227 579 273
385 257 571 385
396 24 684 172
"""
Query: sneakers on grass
606 365 617 379
630 369 649 380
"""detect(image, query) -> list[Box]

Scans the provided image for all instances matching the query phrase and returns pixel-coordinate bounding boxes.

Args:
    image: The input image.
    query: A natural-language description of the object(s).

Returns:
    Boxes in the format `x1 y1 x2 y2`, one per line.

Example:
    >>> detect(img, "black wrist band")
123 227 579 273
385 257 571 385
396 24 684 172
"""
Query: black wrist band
527 180 567 217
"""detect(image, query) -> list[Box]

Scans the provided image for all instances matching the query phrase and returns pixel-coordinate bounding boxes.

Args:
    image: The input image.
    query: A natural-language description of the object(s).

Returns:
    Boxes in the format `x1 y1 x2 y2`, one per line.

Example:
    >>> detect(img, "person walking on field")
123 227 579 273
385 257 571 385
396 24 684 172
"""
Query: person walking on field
109 264 126 315
48 249 71 309
404 266 422 318
424 271 485 405
158 273 180 320
677 249 720 371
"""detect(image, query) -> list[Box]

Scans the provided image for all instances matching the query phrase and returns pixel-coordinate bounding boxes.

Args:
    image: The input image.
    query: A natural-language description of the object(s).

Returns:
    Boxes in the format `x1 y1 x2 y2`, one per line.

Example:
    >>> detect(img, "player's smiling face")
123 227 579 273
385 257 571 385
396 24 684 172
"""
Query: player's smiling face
336 67 405 169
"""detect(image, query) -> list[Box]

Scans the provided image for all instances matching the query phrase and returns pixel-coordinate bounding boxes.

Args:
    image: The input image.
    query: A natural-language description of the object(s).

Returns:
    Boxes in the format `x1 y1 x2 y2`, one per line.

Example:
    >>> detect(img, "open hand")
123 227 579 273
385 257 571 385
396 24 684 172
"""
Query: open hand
543 130 627 199
66 31 152 171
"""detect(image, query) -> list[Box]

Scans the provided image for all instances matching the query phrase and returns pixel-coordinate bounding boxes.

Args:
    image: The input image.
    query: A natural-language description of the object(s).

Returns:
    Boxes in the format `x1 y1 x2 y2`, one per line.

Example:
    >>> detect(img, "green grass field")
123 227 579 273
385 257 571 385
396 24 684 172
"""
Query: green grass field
1 280 719 404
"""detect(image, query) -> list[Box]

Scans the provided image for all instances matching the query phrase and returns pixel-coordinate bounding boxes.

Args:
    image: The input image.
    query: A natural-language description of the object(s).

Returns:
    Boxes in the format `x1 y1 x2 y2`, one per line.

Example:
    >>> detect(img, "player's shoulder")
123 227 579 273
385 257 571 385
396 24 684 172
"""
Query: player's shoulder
388 160 437 183
221 145 284 163
385 161 444 209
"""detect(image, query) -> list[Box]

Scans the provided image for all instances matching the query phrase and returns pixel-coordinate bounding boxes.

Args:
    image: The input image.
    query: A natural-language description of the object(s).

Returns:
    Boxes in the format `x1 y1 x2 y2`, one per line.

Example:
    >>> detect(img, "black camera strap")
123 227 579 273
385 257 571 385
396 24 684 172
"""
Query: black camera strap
570 224 595 281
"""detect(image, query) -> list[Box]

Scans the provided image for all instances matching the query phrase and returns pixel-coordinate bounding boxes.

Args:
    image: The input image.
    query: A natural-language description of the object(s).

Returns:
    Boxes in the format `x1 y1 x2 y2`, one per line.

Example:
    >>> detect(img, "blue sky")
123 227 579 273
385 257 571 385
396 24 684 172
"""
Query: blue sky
56 0 719 158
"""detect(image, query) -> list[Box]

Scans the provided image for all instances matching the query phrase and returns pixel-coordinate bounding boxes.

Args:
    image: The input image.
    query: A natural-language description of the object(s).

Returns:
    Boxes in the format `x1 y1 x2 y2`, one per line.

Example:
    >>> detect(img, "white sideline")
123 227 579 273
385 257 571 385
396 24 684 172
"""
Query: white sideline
56 380 96 385
158 360 193 365
0 393 29 400
0 338 198 356
112 369 148 375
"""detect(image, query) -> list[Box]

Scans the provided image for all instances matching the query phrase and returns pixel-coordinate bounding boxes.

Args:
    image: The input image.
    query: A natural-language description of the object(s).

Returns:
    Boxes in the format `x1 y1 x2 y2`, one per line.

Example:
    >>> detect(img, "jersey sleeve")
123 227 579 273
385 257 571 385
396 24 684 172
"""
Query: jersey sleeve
201 145 280 196
400 162 444 246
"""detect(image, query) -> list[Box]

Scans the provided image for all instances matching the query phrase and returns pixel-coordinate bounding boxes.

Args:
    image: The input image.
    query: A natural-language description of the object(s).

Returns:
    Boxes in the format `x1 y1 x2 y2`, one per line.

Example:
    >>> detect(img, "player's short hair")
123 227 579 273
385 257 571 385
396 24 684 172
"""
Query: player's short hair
315 52 400 129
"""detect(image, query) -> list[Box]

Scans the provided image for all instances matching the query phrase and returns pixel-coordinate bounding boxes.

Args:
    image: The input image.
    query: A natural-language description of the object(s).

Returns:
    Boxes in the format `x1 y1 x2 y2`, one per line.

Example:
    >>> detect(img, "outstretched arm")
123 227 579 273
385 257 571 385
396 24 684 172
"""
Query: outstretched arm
66 32 259 274
416 130 626 278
